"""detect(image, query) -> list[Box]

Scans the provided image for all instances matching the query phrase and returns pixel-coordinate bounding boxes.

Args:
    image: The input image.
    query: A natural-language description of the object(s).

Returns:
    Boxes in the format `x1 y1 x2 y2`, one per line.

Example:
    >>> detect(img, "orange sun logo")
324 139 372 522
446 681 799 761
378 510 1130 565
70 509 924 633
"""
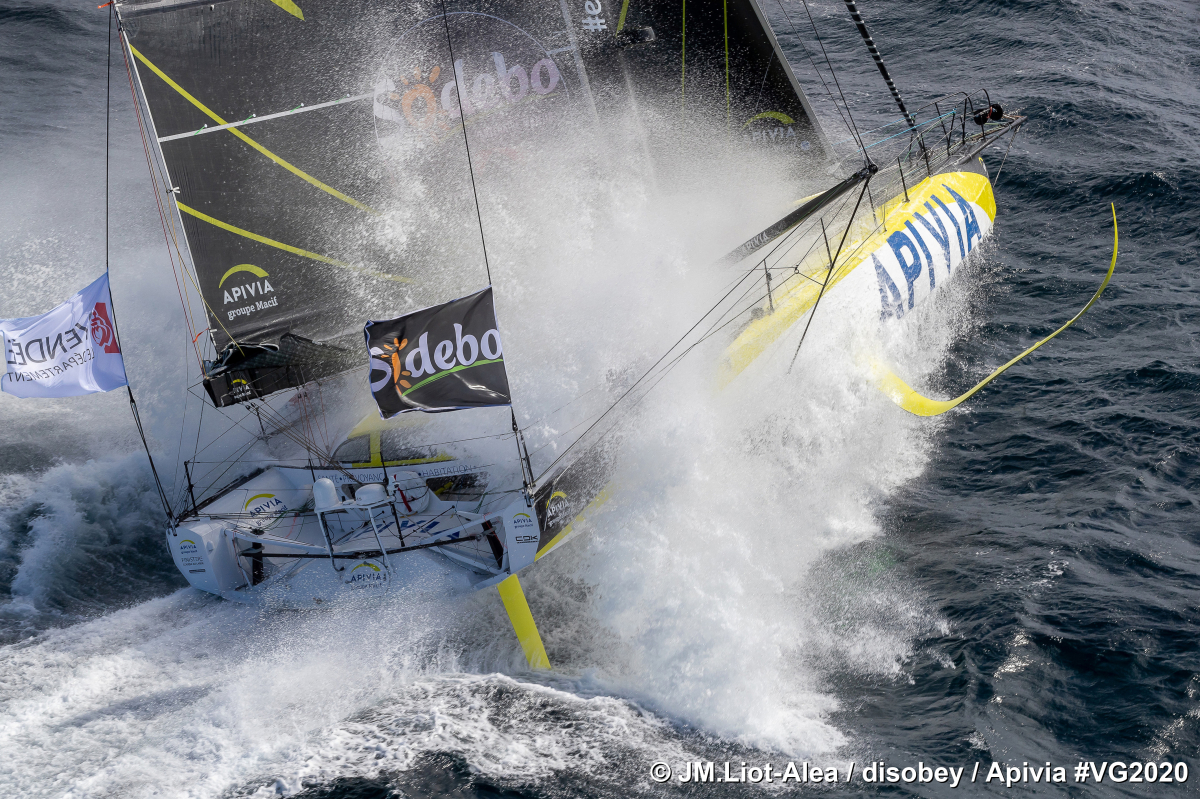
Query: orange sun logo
386 66 442 130
377 337 412 394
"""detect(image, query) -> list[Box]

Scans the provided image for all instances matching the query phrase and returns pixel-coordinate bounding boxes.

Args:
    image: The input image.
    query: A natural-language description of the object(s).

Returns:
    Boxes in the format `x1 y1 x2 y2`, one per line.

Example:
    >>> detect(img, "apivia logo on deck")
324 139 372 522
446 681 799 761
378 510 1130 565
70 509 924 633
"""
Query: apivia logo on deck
346 560 388 589
244 492 286 517
220 264 277 322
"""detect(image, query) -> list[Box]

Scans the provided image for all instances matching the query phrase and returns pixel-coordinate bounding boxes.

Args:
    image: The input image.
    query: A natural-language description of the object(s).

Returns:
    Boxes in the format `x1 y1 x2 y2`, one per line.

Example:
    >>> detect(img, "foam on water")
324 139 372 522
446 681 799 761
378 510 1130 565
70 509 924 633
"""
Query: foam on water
0 577 703 797
0 453 179 640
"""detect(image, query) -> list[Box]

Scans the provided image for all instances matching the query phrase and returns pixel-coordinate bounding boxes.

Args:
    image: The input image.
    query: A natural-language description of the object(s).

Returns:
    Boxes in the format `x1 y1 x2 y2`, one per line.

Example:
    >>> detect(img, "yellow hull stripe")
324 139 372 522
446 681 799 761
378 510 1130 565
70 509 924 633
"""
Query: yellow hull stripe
720 170 996 385
177 202 412 283
129 45 375 214
873 204 1118 416
497 575 551 670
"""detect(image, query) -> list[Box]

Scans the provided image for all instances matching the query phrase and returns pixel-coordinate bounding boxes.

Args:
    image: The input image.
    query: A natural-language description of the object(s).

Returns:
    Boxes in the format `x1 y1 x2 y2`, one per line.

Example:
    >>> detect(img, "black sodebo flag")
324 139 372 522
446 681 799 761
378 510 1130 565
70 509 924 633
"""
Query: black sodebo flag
365 287 510 417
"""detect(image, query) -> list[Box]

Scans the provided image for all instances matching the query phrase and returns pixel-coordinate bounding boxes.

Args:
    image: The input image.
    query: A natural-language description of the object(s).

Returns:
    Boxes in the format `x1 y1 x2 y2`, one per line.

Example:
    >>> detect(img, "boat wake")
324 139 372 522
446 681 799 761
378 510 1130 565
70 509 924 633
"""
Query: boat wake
0 224 977 795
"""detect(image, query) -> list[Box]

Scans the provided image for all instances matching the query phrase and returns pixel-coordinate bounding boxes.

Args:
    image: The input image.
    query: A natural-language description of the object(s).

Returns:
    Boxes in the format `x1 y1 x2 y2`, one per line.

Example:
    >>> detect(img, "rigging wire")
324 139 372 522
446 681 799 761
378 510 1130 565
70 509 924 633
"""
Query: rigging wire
533 267 760 484
527 180 865 481
841 0 915 129
773 0 865 156
171 333 191 505
121 31 250 364
510 271 817 461
991 121 1022 187
187 381 206 508
639 200 885 403
103 5 174 521
438 1 537 497
796 0 868 158
787 175 872 372
635 199 888 403
757 188 859 277
118 34 206 371
438 1 493 286
528 100 987 482
565 110 1008 433
827 111 928 146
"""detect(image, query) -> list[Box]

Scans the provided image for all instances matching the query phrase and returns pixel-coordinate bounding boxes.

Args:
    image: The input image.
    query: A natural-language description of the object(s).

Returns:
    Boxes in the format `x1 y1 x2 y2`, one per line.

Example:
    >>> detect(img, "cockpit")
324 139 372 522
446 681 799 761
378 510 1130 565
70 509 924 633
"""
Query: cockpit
332 420 490 504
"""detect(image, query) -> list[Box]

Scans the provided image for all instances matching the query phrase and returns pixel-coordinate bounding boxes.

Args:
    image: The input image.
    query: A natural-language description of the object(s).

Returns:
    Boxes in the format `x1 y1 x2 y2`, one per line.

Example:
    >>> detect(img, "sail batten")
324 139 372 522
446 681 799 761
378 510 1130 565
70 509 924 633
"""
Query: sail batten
157 93 375 142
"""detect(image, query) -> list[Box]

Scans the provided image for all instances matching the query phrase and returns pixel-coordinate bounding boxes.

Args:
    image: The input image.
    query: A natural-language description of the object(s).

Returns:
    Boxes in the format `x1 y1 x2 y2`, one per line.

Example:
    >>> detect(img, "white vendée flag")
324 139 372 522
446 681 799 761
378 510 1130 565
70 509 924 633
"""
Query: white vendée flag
1 273 129 398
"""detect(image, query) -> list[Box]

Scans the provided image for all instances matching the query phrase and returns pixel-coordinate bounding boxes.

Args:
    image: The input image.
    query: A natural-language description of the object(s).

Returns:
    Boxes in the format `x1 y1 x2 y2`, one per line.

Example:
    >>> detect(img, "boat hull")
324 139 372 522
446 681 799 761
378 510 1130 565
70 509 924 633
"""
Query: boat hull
721 161 996 382
168 464 534 610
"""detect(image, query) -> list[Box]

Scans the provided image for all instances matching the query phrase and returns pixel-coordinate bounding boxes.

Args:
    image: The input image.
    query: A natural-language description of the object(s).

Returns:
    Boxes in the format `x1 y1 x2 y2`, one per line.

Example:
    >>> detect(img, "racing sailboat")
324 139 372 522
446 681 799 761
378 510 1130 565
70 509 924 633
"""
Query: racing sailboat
111 0 840 661
109 0 1106 667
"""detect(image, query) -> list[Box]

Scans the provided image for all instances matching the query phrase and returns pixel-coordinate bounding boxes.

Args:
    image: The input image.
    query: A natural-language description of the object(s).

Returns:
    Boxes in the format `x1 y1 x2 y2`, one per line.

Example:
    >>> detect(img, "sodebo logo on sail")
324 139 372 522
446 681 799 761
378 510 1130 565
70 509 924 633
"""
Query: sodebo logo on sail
376 51 563 131
372 325 503 395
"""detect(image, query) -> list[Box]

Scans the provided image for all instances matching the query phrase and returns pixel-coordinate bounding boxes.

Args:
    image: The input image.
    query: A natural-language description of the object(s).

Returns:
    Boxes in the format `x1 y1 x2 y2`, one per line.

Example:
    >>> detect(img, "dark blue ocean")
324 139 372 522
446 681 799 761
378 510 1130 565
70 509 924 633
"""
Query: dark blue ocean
1 0 1198 796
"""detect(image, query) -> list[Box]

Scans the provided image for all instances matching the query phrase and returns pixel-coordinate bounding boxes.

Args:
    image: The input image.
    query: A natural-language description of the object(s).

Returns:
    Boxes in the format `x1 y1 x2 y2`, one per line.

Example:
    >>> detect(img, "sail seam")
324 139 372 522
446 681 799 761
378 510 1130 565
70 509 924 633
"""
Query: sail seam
128 45 378 215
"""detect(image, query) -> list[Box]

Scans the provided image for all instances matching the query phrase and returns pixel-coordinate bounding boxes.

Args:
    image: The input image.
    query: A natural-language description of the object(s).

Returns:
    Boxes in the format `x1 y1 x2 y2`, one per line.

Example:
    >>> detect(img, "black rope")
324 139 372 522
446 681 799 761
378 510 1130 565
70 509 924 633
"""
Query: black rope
438 1 492 286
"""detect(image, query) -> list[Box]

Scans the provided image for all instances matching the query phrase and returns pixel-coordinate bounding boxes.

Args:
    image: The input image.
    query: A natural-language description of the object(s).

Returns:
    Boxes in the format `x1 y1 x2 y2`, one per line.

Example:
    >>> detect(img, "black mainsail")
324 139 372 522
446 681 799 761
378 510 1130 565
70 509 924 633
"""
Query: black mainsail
609 0 829 166
117 0 830 407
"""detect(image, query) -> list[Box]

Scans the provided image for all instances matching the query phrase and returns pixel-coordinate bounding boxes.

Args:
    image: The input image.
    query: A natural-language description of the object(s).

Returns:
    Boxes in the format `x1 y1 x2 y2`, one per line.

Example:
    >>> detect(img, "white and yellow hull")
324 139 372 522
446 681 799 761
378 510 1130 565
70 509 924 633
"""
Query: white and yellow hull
721 164 997 384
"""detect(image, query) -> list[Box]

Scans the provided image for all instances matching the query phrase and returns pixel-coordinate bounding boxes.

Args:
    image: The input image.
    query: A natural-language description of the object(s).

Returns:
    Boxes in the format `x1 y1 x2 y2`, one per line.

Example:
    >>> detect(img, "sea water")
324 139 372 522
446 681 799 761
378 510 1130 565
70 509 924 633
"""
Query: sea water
1 0 1198 796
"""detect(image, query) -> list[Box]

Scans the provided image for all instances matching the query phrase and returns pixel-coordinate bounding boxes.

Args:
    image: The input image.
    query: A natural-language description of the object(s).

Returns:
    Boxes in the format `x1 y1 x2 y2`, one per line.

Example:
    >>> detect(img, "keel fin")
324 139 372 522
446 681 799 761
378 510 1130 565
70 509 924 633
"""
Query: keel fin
497 575 550 670
873 204 1118 417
